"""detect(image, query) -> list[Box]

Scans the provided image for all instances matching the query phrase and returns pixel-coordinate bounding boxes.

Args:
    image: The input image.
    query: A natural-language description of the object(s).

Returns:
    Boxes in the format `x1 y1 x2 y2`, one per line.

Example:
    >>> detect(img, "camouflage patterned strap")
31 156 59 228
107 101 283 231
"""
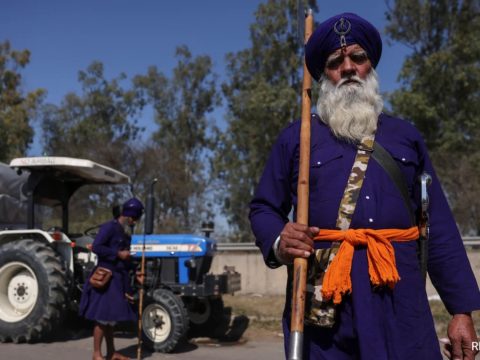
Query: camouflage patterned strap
336 135 375 230
305 135 375 327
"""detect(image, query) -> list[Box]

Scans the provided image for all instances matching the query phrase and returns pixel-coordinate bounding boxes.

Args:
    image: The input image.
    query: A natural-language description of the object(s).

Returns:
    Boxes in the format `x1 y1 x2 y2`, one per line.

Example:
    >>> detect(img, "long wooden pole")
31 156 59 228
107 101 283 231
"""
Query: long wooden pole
137 179 157 360
288 9 314 360
136 238 146 360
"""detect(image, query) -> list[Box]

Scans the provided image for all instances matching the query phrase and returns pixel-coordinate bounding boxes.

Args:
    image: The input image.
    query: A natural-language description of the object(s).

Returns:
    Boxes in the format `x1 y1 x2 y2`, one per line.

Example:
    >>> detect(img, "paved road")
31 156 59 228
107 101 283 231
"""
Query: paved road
1 332 284 360
0 330 454 360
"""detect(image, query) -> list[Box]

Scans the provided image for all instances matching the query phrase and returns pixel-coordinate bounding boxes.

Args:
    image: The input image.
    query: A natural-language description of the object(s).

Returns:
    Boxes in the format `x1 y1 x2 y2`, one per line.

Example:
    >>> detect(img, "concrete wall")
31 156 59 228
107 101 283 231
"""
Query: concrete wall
211 248 480 297
211 250 288 295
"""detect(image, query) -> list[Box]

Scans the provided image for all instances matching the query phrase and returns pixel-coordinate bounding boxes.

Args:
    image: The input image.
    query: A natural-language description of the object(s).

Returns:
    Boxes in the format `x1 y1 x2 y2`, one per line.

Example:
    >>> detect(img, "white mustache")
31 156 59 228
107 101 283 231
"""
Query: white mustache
337 76 365 88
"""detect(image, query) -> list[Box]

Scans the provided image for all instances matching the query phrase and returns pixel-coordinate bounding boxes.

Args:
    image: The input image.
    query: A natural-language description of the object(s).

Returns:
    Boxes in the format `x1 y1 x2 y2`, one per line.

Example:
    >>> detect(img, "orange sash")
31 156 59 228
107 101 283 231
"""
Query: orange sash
314 227 419 304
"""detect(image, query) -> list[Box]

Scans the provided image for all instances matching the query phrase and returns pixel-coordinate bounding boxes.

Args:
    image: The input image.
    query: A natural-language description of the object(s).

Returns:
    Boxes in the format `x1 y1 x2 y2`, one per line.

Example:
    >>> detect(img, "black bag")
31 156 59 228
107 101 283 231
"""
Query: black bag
89 267 112 289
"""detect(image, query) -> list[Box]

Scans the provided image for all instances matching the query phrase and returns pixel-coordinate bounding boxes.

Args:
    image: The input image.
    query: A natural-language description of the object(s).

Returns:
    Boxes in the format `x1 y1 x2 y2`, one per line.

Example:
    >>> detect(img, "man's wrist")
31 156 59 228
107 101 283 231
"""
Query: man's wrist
453 312 472 318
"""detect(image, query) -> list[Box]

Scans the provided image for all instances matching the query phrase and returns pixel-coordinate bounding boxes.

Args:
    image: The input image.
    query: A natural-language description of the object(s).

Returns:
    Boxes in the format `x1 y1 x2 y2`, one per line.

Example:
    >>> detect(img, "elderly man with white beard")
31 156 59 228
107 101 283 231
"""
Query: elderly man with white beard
249 12 480 360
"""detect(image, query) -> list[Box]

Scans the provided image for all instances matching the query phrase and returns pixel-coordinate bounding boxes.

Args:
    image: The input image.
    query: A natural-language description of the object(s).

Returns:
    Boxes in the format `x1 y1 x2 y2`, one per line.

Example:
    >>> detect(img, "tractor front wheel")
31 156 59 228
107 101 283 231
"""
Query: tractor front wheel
141 289 189 353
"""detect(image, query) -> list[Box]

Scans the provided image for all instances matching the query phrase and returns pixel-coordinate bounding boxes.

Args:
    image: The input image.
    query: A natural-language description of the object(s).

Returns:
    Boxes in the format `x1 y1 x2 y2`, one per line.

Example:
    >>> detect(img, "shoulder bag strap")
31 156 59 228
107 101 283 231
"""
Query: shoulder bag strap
372 141 416 226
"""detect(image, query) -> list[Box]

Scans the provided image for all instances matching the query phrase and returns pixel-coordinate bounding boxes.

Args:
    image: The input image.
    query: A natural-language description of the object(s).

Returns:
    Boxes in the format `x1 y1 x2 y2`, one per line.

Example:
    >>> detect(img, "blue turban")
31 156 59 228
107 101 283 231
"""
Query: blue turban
305 13 382 81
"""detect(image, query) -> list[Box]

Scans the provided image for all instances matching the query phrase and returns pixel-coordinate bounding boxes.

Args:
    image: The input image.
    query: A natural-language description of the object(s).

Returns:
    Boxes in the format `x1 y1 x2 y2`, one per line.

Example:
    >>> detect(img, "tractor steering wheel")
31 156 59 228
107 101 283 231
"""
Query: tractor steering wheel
84 225 101 237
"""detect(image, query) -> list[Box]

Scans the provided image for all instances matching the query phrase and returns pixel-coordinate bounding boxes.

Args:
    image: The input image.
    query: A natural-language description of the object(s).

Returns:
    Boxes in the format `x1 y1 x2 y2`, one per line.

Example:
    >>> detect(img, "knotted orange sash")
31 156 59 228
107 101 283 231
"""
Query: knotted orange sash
314 227 419 304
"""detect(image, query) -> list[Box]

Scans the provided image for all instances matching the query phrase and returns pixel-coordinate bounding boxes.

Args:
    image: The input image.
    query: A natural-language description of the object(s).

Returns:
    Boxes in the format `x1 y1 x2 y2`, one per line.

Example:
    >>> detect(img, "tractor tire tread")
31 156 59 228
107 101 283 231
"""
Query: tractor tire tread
0 239 68 343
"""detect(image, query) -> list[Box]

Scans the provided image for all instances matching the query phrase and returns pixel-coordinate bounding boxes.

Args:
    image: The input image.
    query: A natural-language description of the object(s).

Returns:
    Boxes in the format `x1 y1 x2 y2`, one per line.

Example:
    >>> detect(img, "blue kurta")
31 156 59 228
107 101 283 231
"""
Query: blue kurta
249 113 480 359
79 219 136 322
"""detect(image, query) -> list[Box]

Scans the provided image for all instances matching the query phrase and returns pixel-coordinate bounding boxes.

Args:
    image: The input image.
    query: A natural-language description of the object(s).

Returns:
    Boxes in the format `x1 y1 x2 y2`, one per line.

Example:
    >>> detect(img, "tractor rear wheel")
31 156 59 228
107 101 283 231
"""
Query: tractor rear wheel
0 239 68 342
186 296 227 339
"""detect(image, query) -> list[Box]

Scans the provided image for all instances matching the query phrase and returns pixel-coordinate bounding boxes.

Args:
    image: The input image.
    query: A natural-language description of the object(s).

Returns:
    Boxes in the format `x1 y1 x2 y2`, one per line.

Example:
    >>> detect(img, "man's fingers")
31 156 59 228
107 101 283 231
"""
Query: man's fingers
282 228 314 247
282 246 312 259
283 222 319 239
281 236 313 253
461 342 476 360
289 222 310 230
447 312 478 359
309 226 320 237
279 237 314 260
450 338 463 360
288 223 316 237
291 223 320 236
279 222 319 261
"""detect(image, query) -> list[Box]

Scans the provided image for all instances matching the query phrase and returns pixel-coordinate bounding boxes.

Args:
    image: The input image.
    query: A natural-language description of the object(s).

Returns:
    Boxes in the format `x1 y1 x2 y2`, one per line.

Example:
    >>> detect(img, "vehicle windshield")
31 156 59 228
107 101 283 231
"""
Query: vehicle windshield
66 185 129 234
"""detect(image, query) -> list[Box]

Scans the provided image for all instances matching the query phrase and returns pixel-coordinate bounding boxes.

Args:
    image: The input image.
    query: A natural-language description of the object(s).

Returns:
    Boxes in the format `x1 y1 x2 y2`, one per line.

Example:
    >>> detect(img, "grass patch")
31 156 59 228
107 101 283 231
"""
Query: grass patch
223 294 284 336
223 294 284 319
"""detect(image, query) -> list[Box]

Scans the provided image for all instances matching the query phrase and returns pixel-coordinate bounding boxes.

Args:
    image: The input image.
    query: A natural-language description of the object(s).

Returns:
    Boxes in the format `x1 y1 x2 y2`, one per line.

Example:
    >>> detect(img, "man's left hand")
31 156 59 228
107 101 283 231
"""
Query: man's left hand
136 271 145 285
443 313 478 360
125 293 134 304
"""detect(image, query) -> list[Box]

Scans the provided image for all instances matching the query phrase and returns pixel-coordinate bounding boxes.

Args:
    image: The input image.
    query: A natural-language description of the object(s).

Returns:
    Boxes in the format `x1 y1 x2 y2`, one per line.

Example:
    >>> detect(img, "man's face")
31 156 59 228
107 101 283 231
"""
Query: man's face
324 44 372 86
127 217 138 226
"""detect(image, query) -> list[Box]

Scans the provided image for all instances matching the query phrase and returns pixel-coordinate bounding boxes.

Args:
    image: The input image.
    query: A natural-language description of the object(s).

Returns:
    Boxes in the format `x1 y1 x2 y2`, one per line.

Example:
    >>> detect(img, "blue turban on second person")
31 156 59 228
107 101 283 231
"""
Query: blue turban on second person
305 13 382 81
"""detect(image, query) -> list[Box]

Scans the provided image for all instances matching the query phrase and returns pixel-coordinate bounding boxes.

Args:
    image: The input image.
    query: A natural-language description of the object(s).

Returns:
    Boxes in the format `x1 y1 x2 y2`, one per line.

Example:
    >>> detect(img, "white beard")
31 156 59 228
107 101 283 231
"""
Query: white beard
316 69 383 143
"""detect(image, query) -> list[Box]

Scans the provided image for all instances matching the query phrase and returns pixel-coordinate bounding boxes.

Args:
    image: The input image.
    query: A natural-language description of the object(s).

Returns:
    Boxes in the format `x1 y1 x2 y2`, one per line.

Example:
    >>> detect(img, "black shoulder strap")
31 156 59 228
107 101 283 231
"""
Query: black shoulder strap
372 141 416 226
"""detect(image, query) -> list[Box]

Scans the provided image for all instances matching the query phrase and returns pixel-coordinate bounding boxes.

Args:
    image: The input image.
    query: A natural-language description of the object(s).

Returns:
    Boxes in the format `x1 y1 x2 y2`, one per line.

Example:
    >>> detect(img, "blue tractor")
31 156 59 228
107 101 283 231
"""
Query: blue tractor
130 191 241 353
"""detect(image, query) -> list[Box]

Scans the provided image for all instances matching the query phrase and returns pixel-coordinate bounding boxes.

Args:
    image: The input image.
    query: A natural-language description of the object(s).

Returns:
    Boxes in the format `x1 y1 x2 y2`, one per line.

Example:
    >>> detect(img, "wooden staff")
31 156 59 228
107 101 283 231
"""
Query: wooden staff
137 179 157 360
136 239 146 360
288 8 314 360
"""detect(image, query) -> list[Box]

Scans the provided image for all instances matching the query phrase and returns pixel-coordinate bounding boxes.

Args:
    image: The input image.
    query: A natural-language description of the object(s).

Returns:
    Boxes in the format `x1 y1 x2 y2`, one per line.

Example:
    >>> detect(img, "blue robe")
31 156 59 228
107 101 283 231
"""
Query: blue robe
79 219 136 322
249 113 480 359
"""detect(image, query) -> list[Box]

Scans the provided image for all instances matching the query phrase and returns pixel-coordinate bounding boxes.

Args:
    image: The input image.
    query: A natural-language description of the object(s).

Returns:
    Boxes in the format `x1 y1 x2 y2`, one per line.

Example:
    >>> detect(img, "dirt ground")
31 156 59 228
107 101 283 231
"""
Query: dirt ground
222 294 480 340
2 295 472 360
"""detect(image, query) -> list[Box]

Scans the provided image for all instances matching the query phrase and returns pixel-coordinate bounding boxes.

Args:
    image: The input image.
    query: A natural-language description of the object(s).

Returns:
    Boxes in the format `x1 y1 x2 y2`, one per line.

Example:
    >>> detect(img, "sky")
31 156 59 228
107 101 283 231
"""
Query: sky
1 0 411 156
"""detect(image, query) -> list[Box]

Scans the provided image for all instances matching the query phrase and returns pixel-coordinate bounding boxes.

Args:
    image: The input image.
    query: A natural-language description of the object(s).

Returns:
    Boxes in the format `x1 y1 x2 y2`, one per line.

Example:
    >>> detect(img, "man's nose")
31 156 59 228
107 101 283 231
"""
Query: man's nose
340 56 356 78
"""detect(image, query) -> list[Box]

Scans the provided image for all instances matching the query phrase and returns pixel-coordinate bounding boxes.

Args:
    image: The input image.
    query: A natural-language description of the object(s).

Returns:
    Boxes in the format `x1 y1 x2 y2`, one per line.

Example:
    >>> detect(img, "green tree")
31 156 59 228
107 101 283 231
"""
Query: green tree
386 0 480 151
133 46 220 232
385 0 480 234
215 0 318 241
41 61 145 230
0 41 45 162
42 61 144 170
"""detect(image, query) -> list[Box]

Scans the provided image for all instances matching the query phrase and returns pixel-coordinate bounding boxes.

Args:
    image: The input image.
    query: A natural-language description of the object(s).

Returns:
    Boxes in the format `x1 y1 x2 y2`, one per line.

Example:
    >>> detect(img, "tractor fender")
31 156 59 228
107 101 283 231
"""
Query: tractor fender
0 229 74 273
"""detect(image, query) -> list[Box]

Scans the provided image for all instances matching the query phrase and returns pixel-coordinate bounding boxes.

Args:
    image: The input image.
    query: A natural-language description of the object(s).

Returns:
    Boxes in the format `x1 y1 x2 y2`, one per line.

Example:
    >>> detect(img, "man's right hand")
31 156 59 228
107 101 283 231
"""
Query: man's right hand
117 250 130 261
277 222 318 264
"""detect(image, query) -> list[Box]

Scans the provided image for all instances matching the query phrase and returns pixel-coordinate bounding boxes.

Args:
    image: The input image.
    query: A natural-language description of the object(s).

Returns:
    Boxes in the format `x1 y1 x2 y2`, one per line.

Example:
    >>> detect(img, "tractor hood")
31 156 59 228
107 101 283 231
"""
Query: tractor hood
130 234 216 258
